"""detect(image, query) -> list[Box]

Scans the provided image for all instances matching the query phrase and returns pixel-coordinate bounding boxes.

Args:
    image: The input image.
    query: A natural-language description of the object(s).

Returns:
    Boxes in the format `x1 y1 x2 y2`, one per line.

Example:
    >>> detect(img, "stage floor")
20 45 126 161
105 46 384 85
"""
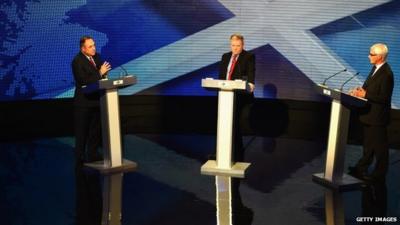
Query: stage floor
1 134 399 225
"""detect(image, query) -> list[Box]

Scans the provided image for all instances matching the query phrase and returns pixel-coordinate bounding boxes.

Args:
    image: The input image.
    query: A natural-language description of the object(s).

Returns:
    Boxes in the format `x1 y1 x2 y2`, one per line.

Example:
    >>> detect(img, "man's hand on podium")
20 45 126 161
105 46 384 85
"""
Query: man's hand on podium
248 83 255 93
349 86 366 98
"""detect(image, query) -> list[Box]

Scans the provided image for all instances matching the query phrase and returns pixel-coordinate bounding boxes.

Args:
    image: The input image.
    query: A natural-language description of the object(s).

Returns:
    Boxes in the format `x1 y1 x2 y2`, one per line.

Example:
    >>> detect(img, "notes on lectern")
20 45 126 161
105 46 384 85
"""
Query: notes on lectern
202 78 249 91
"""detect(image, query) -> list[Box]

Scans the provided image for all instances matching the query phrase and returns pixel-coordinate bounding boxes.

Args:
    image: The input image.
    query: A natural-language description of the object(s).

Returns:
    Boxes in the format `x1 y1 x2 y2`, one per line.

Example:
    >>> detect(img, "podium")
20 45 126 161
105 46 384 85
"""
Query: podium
200 78 251 178
312 84 367 190
82 75 137 173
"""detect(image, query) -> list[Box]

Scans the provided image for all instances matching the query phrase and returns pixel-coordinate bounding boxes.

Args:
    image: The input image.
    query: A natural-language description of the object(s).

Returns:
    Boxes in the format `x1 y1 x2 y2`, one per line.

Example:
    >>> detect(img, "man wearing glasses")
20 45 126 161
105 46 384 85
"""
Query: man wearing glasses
349 43 394 182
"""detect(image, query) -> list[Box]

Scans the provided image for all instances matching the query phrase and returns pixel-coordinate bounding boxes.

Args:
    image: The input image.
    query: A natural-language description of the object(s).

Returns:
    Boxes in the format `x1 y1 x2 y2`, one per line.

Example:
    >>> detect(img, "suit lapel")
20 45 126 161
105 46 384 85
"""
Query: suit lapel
93 54 102 69
233 51 245 76
364 64 384 86
226 52 232 66
370 63 386 82
82 53 99 73
364 63 388 90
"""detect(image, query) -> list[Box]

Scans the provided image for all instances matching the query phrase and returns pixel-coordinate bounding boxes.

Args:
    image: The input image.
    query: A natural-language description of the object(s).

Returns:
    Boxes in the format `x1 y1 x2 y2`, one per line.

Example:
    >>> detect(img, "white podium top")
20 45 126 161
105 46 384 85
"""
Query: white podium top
202 78 250 91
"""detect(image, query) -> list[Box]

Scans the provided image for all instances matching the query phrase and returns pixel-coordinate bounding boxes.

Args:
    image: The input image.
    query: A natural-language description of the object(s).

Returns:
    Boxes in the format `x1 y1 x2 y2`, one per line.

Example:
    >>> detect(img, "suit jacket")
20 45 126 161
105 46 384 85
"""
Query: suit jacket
359 62 394 125
72 52 104 107
219 50 255 84
218 50 256 103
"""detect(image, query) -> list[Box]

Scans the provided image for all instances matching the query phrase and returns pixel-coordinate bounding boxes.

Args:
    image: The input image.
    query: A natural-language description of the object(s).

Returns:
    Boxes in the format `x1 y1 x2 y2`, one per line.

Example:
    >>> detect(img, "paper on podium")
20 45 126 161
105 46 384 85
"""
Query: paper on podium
202 78 251 92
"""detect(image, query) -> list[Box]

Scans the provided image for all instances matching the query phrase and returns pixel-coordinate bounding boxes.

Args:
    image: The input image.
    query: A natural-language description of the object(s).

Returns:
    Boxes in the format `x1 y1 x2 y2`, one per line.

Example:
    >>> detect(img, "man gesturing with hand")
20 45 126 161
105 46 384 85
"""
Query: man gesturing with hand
72 36 112 164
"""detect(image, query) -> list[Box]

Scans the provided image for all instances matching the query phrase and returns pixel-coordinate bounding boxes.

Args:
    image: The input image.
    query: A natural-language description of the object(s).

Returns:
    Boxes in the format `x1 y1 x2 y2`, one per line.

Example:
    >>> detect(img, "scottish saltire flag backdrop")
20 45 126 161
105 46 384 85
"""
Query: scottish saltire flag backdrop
1 0 399 107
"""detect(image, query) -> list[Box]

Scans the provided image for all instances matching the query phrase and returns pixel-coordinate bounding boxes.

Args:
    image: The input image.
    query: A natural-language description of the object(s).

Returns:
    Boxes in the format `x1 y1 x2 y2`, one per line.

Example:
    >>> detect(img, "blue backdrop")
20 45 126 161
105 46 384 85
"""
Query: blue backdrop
1 0 399 107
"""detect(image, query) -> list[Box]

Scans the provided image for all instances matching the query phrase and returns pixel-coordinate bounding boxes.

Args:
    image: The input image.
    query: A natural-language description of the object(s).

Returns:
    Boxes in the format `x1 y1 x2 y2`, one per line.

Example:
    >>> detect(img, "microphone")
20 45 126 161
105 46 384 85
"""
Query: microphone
322 68 347 86
340 72 359 91
120 65 128 77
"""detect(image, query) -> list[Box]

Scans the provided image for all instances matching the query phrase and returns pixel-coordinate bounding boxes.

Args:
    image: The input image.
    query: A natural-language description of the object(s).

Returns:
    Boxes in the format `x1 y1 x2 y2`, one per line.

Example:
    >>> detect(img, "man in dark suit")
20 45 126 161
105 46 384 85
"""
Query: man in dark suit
218 34 255 162
72 36 111 163
349 43 394 182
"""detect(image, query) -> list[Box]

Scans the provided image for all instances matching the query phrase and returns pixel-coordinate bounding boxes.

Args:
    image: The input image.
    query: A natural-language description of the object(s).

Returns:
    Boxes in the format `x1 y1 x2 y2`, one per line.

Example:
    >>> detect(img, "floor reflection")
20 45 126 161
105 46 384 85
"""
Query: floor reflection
324 189 345 225
102 172 124 225
75 166 102 225
360 182 388 225
0 135 398 225
75 166 125 225
215 176 253 225
324 181 387 225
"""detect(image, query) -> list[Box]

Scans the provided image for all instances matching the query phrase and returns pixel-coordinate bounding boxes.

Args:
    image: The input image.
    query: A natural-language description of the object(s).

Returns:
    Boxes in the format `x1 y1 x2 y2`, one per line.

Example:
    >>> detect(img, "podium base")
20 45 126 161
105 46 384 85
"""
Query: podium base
312 173 363 191
84 159 137 174
200 160 251 178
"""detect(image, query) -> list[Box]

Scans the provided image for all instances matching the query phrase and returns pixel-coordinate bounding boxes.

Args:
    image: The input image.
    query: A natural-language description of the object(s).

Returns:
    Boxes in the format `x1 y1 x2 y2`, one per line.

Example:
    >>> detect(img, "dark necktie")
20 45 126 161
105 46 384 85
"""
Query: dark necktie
363 66 376 87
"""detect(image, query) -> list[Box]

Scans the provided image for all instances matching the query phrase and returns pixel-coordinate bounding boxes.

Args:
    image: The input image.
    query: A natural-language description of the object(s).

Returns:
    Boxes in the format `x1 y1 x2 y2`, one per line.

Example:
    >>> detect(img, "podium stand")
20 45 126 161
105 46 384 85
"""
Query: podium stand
312 84 367 190
200 78 251 178
82 75 137 173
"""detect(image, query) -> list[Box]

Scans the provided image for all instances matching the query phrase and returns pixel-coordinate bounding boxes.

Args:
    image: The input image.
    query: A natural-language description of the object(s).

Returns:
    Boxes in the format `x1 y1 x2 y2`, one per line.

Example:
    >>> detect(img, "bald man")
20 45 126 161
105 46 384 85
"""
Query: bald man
349 43 394 182
72 36 111 164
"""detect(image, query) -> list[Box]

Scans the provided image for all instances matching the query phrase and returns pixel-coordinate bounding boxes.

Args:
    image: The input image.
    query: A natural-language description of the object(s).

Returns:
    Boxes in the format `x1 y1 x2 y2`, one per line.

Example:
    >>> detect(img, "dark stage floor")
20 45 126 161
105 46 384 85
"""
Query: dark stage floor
1 134 399 225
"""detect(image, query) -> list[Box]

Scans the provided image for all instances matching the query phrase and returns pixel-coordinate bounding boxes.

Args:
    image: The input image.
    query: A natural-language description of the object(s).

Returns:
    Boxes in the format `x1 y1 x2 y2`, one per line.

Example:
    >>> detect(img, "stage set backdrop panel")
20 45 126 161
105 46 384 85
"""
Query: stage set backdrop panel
1 0 399 108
